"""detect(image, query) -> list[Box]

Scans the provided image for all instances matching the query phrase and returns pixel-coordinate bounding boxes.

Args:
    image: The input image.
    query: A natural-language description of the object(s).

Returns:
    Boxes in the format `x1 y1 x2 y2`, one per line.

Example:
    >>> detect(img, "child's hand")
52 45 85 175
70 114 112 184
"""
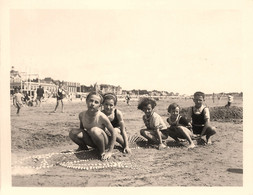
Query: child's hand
123 147 131 154
158 143 167 150
101 152 112 161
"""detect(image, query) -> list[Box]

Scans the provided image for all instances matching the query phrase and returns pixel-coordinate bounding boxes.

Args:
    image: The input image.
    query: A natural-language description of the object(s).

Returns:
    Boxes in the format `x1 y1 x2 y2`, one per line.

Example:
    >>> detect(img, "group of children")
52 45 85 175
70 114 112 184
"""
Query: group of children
12 88 44 114
69 91 216 161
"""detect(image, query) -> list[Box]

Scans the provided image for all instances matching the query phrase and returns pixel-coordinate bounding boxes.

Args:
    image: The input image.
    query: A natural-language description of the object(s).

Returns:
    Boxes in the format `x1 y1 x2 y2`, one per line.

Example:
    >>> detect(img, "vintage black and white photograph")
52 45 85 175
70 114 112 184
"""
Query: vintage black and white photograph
1 0 252 192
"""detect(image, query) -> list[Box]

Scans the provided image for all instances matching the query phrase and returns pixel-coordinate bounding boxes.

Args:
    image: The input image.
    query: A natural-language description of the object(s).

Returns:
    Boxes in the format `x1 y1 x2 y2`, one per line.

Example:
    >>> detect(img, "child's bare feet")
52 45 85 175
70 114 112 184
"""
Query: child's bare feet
207 140 212 145
158 143 167 150
187 143 195 149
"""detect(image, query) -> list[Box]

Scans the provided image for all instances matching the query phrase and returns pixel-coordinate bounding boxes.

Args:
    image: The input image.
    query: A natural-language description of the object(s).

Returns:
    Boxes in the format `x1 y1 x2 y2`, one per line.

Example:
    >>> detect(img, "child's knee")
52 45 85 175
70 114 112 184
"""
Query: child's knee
114 128 121 135
140 129 147 136
69 129 75 139
210 127 216 135
89 127 104 136
207 126 216 136
69 129 82 139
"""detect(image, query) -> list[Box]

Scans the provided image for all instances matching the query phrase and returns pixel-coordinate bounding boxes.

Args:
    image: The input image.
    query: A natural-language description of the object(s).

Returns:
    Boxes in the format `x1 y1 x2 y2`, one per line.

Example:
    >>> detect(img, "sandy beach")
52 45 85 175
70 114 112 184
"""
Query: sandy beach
11 97 243 187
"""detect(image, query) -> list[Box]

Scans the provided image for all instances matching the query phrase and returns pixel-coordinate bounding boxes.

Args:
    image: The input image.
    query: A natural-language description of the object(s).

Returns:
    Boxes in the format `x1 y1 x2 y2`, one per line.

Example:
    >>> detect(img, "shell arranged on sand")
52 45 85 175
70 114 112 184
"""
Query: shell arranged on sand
12 134 146 172
12 134 187 173
59 160 135 170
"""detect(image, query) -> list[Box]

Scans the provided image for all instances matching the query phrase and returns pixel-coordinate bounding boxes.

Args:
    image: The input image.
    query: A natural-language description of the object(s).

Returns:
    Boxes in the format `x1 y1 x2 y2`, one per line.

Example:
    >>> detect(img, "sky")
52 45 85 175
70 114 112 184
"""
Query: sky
10 9 242 95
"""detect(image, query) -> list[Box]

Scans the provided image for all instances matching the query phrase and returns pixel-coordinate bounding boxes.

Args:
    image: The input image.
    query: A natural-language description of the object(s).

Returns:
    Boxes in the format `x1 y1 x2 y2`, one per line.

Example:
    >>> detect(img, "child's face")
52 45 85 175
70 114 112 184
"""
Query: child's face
169 107 180 118
103 99 115 114
142 104 153 117
193 95 204 108
86 95 101 112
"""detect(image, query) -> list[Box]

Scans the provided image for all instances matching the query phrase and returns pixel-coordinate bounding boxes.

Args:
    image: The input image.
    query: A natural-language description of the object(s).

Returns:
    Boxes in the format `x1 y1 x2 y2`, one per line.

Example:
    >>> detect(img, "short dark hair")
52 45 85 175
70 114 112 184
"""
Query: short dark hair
168 103 180 113
103 93 117 105
194 91 205 99
137 97 156 110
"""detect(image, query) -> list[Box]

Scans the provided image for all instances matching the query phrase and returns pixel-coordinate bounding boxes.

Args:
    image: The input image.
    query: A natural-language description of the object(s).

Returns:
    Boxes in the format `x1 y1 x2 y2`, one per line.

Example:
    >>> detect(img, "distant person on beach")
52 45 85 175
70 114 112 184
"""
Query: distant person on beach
102 93 131 154
166 103 196 149
125 93 131 105
69 91 117 161
187 91 216 145
225 95 233 108
53 83 66 113
13 88 24 115
36 85 44 107
138 97 168 150
23 91 30 106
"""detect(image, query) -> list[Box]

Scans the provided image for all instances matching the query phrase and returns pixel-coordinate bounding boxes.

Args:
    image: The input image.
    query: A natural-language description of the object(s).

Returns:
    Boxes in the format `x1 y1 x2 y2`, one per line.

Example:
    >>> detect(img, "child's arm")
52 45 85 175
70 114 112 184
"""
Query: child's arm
187 122 192 130
199 108 210 137
13 95 16 106
78 113 84 129
102 116 117 160
186 107 193 124
156 127 163 145
179 116 192 129
156 127 167 149
117 110 131 153
153 114 166 148
166 118 170 125
143 115 149 129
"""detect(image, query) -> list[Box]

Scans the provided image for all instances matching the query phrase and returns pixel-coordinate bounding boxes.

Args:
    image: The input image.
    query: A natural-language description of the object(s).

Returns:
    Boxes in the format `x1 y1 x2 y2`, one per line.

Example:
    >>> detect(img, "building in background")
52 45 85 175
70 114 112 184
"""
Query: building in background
99 84 122 95
10 67 58 97
64 81 81 94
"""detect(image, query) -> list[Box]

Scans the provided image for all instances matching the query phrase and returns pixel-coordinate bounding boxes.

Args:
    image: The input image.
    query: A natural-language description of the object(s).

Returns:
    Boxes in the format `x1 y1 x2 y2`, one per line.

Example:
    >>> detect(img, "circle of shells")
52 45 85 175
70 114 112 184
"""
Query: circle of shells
13 134 146 171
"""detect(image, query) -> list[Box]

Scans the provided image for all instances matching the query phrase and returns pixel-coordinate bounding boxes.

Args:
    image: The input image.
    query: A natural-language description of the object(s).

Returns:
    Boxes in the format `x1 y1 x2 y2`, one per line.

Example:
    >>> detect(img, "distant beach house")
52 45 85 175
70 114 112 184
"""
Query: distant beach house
10 67 57 97
80 83 122 95
10 67 82 98
99 84 122 95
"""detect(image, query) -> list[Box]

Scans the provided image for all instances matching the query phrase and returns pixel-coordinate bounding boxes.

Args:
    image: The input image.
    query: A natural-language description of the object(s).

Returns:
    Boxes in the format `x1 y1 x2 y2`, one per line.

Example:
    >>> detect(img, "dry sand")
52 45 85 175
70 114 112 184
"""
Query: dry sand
11 97 243 187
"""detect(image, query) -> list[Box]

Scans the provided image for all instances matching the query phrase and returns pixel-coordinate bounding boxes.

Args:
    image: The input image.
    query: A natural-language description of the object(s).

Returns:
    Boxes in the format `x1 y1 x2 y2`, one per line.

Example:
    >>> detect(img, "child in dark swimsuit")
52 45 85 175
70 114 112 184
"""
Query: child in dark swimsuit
102 93 131 154
187 91 216 145
166 103 196 148
53 83 66 113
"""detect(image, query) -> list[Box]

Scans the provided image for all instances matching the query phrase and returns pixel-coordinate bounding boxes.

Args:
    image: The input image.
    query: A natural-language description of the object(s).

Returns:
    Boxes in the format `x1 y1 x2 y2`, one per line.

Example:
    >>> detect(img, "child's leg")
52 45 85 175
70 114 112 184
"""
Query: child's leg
61 100 64 112
69 128 93 150
140 129 158 144
204 126 216 144
166 127 180 142
38 98 41 107
54 100 59 112
16 103 21 114
114 128 125 147
87 127 109 156
176 126 195 148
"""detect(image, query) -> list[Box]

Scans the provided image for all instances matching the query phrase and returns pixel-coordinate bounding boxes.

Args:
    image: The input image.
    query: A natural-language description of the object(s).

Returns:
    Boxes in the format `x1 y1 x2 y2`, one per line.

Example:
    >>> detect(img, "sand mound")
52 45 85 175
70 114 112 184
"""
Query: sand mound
181 106 243 122
209 106 243 122
12 132 70 151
